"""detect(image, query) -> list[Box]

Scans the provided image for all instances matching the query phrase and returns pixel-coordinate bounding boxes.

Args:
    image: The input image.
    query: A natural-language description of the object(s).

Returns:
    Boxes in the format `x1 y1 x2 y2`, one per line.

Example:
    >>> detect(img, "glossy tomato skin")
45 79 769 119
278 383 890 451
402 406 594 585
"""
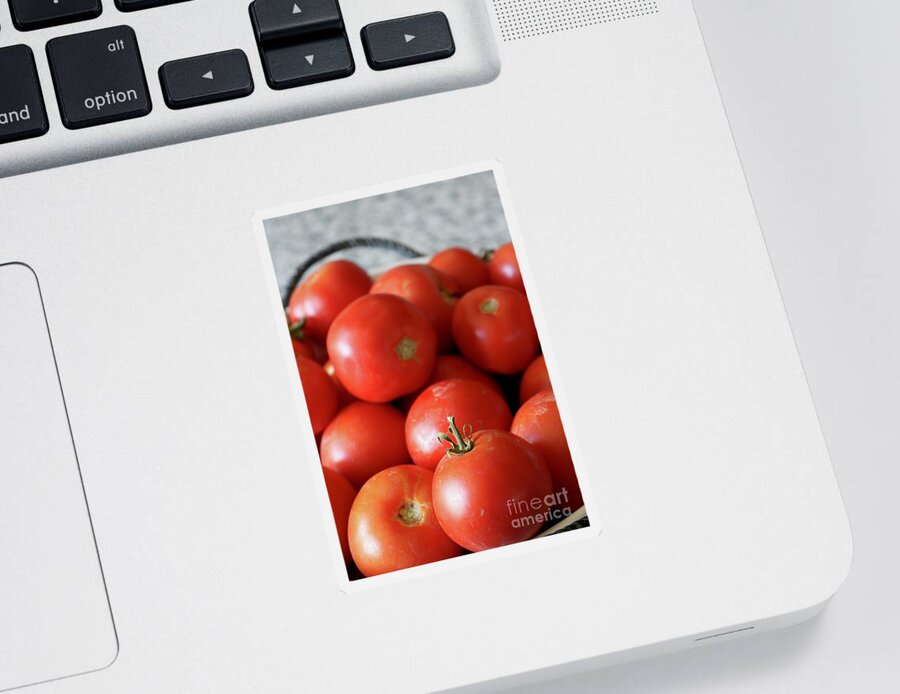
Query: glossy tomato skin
406 379 512 470
488 242 526 293
430 355 502 394
296 356 339 435
327 294 438 403
396 354 502 412
519 354 552 404
348 465 462 577
322 467 356 565
433 428 553 551
452 285 539 374
323 360 355 410
320 402 410 488
370 264 457 353
287 260 372 340
511 390 582 511
429 247 490 294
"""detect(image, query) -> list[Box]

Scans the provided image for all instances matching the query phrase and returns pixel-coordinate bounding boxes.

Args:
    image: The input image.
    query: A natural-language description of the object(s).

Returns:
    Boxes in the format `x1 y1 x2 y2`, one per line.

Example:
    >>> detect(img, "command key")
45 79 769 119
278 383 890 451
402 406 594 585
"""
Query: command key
0 45 49 145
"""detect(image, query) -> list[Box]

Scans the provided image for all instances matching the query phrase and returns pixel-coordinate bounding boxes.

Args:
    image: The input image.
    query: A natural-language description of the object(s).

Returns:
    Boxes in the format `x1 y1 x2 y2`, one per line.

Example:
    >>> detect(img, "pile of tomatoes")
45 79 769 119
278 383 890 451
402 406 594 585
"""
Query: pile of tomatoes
287 243 583 578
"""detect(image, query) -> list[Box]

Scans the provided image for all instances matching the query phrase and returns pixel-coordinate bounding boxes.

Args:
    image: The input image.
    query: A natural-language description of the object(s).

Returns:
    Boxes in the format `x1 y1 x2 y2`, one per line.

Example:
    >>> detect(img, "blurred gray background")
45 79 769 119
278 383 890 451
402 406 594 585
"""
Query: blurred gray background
263 171 510 299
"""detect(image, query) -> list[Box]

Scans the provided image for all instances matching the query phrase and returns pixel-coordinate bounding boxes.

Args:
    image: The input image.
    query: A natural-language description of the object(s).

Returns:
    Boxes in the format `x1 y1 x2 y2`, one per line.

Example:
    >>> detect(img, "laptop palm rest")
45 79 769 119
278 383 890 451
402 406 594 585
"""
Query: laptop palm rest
0 264 117 692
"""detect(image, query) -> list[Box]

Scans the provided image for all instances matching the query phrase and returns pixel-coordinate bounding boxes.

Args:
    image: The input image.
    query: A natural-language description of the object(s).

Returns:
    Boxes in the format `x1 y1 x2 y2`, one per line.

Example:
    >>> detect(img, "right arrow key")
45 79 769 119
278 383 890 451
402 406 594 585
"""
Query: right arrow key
362 12 455 71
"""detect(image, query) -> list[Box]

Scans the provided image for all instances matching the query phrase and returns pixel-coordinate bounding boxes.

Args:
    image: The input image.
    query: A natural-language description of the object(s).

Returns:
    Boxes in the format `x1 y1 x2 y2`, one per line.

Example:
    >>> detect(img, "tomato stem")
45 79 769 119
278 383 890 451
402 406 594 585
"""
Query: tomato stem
438 284 457 305
288 317 307 341
395 337 419 362
479 298 499 315
437 416 475 456
396 501 425 527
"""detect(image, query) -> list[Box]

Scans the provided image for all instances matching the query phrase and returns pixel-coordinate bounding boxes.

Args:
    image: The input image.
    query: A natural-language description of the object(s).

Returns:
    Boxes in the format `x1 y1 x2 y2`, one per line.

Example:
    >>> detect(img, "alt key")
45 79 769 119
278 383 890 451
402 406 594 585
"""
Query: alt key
47 26 152 130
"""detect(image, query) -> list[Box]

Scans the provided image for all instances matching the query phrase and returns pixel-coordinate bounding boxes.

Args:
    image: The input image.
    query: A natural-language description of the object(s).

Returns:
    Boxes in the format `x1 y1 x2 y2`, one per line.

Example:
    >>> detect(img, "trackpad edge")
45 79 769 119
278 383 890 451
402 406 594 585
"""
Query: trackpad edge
0 263 117 692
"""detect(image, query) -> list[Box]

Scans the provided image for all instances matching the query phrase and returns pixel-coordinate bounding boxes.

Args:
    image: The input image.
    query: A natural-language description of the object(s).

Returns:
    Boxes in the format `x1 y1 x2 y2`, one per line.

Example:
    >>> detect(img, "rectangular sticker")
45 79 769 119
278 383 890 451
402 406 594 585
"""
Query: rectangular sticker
254 164 594 587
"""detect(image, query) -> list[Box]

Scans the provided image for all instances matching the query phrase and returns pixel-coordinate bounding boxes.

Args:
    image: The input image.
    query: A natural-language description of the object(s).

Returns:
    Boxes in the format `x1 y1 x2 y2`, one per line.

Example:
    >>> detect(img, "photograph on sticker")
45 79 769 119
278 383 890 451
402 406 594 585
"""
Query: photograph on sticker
260 167 591 582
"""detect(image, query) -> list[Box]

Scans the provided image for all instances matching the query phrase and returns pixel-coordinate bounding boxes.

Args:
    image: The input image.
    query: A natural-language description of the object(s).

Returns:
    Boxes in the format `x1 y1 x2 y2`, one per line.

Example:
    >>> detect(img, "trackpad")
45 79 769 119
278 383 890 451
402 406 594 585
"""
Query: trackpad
0 264 117 691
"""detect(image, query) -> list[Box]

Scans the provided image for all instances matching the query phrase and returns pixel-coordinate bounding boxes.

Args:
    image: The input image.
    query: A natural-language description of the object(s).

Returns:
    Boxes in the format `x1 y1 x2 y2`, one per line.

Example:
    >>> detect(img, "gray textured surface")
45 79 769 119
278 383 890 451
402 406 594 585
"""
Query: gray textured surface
263 171 511 299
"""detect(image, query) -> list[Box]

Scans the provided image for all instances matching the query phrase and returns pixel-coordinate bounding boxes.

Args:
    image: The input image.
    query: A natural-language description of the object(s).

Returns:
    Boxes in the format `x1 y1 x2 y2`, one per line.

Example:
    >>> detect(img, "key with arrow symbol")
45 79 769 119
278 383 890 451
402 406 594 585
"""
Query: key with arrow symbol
250 0 344 43
361 12 455 71
159 50 254 109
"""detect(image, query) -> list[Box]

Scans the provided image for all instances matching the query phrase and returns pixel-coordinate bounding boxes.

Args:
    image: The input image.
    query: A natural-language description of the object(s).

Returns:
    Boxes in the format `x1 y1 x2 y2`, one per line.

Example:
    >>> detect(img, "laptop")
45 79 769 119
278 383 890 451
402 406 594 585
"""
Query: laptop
0 1 851 692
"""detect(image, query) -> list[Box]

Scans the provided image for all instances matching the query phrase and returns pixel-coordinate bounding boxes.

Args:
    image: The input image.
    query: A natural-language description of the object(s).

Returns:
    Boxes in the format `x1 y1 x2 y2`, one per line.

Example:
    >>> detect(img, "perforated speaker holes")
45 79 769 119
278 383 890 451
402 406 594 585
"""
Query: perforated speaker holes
493 0 659 42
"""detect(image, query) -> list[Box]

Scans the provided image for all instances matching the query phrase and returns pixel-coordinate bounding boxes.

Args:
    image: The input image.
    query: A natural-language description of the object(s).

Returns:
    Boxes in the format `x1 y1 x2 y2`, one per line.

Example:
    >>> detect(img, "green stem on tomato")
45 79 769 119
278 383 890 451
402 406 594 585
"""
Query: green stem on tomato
436 416 475 456
288 317 307 341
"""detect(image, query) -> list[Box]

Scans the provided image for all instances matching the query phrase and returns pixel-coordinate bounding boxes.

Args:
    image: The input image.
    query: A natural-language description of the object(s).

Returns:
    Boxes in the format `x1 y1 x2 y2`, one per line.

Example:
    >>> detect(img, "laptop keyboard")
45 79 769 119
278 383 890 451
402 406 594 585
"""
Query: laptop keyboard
0 0 498 176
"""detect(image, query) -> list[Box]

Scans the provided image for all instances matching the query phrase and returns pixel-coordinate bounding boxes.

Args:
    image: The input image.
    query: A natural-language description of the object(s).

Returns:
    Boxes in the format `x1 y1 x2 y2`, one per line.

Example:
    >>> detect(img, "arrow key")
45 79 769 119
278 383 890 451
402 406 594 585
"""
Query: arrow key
362 12 454 71
159 50 254 110
261 34 354 90
250 0 344 43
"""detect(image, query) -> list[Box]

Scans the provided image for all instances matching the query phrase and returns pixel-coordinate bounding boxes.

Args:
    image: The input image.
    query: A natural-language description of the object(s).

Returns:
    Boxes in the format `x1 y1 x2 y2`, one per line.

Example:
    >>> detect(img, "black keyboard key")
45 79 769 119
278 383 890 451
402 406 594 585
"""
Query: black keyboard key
261 34 353 90
0 45 49 145
9 0 102 32
159 50 254 109
115 0 191 11
250 0 343 43
47 26 151 130
361 12 455 71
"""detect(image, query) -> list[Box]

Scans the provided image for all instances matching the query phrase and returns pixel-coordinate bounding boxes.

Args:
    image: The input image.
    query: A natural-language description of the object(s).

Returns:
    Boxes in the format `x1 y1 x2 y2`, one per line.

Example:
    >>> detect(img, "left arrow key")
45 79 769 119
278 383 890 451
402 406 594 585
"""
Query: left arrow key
159 50 254 110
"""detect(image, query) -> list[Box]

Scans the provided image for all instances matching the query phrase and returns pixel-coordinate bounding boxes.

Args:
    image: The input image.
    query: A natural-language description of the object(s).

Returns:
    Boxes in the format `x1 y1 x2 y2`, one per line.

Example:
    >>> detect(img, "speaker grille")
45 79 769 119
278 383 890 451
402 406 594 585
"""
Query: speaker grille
493 0 659 41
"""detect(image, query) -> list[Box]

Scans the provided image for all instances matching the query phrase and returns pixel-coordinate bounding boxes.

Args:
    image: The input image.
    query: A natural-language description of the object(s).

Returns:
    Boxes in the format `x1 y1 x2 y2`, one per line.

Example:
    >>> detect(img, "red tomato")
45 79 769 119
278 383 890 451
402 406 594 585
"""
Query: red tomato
429 355 502 394
296 356 339 435
452 285 539 374
348 465 462 577
396 355 502 413
406 379 512 470
323 360 354 410
320 402 410 488
291 335 327 364
370 264 457 353
519 354 552 404
511 390 583 511
327 294 437 403
488 242 526 293
287 260 372 340
432 419 554 551
291 337 315 361
322 467 356 565
286 312 327 363
429 247 490 294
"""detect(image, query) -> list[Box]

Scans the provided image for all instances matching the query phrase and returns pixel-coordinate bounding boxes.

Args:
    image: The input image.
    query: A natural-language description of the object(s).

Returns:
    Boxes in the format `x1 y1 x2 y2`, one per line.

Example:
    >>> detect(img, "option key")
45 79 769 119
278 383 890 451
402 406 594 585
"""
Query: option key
47 26 152 130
